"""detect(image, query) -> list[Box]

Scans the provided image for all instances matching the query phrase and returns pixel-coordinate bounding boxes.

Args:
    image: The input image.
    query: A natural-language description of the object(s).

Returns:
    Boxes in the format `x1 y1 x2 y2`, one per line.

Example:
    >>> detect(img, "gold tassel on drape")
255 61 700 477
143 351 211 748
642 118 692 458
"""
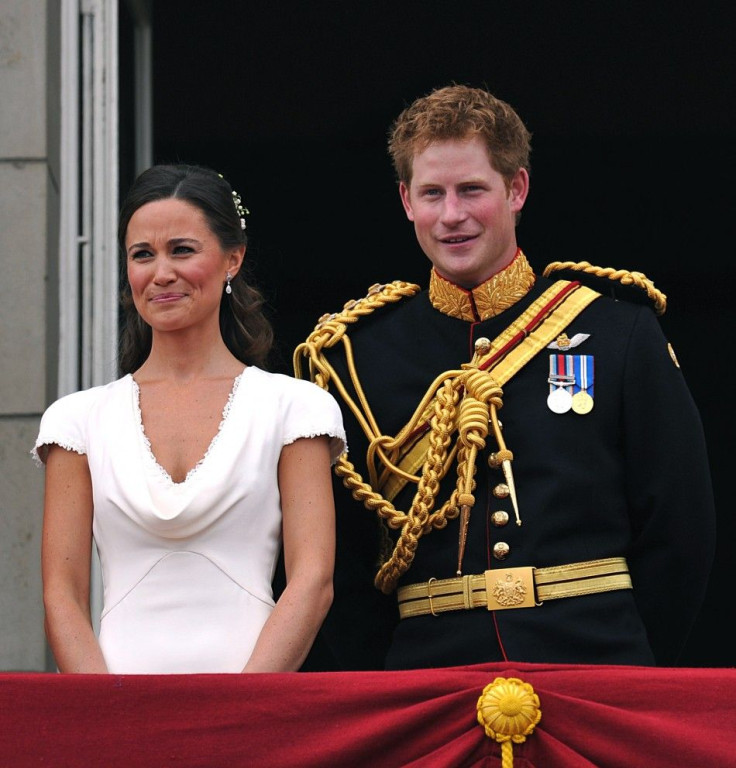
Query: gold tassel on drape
476 677 542 767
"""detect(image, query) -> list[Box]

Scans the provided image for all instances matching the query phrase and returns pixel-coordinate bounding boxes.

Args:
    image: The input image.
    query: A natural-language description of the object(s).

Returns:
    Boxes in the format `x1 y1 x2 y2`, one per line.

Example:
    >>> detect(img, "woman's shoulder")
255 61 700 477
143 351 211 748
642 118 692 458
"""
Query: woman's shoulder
32 376 131 466
243 367 346 460
244 366 335 402
45 375 131 414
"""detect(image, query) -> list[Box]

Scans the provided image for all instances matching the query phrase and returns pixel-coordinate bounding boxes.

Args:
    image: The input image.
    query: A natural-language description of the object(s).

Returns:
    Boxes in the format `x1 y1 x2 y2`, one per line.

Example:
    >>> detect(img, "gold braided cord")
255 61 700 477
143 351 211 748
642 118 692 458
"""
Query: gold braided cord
293 281 420 442
542 260 667 315
294 281 512 594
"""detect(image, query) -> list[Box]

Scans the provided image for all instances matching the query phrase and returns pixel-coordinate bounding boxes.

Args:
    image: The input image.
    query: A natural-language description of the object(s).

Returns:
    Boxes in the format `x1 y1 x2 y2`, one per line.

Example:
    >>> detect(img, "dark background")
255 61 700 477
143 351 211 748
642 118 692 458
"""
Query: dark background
142 1 733 667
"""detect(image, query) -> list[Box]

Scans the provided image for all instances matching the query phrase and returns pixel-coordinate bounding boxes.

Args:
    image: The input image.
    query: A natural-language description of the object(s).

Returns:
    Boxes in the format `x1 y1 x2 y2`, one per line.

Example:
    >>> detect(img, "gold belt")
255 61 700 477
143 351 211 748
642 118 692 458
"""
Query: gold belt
397 557 631 619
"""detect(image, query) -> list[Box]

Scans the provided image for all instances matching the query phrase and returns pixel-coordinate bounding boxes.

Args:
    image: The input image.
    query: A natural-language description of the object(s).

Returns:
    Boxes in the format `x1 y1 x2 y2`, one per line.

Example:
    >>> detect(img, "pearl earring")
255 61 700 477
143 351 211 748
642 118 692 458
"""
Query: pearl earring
225 272 232 295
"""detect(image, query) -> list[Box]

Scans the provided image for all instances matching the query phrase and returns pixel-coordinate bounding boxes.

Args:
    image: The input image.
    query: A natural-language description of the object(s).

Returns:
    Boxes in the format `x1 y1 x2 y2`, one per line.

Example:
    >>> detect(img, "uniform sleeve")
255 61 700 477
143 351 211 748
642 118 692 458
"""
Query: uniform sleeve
30 390 91 467
282 378 347 465
622 307 716 665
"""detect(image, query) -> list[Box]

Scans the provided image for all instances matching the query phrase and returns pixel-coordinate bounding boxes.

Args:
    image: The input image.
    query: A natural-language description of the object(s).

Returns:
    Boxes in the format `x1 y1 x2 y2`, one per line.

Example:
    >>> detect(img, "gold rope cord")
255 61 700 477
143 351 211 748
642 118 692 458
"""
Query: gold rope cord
294 281 514 594
542 260 667 315
296 268 659 593
294 279 601 594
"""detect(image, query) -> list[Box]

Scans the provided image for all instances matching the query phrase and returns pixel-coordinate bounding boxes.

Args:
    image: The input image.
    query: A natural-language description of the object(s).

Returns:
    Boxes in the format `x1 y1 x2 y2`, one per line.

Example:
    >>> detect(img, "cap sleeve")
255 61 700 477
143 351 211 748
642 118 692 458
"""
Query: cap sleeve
30 389 92 467
282 378 347 465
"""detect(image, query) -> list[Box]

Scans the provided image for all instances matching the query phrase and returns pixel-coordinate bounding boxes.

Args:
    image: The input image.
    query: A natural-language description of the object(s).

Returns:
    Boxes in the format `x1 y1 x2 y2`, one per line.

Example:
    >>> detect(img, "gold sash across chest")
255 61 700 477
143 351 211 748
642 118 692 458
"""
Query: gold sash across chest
294 273 602 593
380 279 600 502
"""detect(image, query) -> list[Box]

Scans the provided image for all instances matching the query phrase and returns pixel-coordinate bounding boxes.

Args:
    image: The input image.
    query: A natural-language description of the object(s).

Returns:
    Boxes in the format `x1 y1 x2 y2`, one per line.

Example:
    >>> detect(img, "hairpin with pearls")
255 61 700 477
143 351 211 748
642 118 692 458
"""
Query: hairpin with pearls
232 190 249 231
218 173 249 230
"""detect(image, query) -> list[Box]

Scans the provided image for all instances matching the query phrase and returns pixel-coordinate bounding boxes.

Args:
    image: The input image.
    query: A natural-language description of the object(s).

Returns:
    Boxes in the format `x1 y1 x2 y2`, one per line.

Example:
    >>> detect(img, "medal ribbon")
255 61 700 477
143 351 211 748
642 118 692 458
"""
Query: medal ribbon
548 354 575 395
573 354 594 397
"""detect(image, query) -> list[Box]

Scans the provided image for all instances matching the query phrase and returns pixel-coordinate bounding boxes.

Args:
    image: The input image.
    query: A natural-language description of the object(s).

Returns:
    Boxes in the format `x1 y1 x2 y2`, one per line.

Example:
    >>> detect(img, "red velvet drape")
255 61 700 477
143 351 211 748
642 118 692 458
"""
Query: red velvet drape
2 663 735 767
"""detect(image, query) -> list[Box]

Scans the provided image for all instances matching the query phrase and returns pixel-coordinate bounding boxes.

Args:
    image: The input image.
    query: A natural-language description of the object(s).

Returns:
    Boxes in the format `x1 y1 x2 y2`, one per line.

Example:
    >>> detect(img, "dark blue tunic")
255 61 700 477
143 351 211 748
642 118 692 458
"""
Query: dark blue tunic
302 273 715 670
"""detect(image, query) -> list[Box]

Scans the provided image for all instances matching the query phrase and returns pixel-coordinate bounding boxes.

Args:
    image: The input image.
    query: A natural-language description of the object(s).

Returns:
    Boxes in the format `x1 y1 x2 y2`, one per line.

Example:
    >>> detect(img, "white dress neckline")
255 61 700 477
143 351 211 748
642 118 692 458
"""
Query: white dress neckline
130 368 247 487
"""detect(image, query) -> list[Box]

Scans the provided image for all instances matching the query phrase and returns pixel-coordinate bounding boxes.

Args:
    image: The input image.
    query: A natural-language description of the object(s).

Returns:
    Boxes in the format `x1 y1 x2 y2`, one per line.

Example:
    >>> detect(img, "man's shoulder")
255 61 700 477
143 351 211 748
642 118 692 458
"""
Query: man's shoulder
542 259 667 316
305 280 428 336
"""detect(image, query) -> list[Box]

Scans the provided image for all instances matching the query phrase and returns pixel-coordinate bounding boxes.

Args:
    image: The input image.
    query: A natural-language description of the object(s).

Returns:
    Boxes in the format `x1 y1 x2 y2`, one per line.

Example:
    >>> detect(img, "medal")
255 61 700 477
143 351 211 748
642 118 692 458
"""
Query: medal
548 387 573 413
571 354 595 415
571 391 594 414
547 354 574 414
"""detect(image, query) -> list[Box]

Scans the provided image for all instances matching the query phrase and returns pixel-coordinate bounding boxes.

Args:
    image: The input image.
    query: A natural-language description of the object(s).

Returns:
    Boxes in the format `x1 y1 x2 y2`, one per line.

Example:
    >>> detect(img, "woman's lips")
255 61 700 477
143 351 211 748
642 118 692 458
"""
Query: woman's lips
150 292 186 303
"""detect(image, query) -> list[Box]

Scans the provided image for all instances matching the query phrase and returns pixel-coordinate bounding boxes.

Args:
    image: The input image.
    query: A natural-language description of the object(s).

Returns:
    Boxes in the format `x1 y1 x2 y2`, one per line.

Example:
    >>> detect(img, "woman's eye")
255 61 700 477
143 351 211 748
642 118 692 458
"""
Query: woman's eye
172 245 194 255
130 249 152 260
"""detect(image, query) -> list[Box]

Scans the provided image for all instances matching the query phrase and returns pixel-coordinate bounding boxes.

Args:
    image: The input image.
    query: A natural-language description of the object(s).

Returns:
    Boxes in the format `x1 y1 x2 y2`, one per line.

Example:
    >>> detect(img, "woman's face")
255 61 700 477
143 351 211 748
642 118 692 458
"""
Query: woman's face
125 198 243 334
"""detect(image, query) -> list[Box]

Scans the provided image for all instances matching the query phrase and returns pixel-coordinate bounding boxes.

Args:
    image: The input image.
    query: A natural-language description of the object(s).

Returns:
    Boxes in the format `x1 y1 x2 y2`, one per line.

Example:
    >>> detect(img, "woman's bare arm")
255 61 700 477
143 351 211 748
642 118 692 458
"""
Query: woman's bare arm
242 436 336 672
41 444 108 673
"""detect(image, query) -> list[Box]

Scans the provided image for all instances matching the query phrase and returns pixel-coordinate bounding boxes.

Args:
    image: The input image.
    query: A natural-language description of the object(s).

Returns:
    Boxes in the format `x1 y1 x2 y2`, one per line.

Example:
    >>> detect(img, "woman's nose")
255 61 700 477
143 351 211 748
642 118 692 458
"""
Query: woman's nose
153 258 176 284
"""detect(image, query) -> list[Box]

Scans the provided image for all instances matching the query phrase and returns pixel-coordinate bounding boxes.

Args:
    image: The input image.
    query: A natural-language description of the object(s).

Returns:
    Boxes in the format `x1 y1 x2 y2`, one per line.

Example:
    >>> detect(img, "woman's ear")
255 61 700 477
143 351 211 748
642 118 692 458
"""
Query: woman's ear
226 244 246 279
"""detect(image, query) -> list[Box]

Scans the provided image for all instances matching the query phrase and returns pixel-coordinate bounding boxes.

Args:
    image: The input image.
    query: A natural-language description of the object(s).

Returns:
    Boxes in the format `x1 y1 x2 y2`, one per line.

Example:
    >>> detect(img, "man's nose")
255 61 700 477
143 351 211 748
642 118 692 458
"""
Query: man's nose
440 192 467 224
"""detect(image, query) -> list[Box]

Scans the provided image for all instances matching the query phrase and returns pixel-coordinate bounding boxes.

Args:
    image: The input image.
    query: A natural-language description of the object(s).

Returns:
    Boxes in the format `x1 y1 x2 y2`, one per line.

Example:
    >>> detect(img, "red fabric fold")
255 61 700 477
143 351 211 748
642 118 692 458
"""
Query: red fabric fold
2 663 735 767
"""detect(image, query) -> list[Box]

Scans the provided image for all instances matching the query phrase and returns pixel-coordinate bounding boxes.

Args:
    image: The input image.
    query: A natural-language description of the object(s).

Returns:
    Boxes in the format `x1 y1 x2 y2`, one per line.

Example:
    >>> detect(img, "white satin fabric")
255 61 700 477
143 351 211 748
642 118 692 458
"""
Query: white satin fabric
33 366 346 673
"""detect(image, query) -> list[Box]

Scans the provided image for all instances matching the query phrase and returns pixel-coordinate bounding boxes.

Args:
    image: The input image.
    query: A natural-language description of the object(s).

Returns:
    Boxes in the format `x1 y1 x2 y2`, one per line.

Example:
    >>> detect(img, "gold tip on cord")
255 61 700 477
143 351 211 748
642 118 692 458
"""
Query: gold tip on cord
501 460 522 526
456 504 471 576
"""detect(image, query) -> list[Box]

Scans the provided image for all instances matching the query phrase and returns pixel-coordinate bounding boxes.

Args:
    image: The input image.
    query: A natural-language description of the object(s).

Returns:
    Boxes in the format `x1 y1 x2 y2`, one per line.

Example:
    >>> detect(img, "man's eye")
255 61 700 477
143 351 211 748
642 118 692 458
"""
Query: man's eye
423 189 442 197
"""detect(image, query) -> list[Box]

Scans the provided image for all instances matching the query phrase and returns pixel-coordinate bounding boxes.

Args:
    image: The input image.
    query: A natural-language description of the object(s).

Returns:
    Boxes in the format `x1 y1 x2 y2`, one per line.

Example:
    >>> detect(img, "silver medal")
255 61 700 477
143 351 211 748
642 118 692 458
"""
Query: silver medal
547 387 573 414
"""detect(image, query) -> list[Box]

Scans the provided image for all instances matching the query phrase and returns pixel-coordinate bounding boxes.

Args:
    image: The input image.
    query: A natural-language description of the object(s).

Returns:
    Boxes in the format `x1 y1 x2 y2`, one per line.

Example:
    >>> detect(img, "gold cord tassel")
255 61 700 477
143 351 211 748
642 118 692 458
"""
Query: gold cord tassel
477 676 542 768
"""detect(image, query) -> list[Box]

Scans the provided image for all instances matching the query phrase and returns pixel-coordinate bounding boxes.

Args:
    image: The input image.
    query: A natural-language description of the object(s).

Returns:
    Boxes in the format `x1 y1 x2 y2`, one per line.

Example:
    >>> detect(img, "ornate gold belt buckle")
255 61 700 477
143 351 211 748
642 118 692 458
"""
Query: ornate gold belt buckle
484 567 537 610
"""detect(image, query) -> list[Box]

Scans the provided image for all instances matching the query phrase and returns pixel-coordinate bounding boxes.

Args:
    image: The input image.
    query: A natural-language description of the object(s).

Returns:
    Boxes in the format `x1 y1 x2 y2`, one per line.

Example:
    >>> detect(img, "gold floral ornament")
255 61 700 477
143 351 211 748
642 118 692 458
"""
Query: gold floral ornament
476 677 542 767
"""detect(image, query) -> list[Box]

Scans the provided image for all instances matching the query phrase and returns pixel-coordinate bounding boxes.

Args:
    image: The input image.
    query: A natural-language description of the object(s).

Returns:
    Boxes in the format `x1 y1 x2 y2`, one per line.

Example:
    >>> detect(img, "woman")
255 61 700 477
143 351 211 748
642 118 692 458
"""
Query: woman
32 164 346 674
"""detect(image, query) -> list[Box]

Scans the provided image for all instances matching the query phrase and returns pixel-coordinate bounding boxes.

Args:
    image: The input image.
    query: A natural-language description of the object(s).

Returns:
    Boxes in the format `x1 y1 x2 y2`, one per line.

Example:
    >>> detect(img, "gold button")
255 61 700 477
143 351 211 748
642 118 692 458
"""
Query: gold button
493 483 510 499
493 541 510 560
474 337 491 354
488 452 501 469
491 510 509 527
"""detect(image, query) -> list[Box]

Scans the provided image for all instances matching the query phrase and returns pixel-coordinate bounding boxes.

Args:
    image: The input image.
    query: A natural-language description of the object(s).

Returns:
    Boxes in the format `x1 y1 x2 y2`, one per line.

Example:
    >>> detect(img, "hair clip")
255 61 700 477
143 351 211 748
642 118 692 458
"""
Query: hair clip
232 190 249 230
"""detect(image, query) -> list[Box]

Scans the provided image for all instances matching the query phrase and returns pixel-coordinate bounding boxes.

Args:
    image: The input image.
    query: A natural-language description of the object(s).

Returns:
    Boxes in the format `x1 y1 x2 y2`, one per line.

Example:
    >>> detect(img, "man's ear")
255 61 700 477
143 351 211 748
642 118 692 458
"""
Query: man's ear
399 181 415 222
508 168 530 214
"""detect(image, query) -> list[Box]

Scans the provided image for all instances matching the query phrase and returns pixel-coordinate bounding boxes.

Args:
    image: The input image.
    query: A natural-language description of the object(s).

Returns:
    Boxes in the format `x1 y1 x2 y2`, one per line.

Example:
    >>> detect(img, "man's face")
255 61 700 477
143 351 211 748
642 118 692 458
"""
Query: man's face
399 136 528 289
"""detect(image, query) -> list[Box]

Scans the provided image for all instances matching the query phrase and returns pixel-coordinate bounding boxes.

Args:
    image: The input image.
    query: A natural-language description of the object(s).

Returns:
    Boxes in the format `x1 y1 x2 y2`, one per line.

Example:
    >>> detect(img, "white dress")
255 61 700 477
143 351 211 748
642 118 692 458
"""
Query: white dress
32 366 346 674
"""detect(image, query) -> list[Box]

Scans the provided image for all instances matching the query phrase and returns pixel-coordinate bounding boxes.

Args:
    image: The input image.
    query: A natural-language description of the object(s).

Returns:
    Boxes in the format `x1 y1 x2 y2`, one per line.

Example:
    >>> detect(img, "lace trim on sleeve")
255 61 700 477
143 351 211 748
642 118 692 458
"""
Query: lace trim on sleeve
283 430 348 466
30 439 87 468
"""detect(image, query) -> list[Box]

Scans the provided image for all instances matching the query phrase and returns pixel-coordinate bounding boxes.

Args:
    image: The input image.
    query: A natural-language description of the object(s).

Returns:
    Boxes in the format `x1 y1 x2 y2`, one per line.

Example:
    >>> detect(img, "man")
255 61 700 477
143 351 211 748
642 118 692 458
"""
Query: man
295 84 715 671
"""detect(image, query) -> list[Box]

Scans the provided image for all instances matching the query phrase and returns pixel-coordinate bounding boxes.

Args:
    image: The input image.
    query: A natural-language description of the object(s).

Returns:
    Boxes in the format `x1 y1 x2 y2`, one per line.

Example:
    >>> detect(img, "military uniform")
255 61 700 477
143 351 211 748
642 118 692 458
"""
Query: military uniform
296 251 715 670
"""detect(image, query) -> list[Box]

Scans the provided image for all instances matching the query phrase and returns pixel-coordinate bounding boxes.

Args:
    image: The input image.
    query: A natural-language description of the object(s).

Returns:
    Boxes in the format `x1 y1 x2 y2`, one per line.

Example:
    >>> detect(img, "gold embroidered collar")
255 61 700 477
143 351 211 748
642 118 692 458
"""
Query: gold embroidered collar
429 250 536 321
